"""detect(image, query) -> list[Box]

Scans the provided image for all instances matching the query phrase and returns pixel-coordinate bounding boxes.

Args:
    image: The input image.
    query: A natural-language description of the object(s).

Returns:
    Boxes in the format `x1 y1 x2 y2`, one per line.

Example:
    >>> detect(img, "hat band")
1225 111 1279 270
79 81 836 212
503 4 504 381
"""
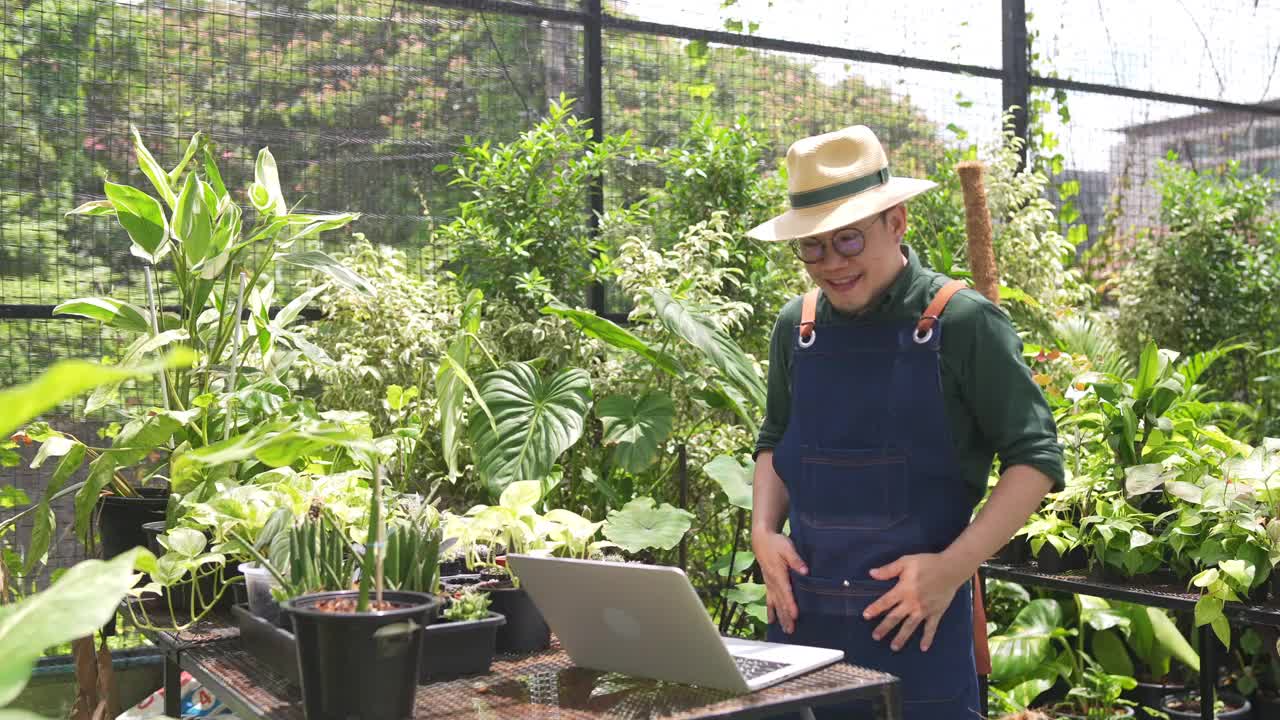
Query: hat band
789 167 890 209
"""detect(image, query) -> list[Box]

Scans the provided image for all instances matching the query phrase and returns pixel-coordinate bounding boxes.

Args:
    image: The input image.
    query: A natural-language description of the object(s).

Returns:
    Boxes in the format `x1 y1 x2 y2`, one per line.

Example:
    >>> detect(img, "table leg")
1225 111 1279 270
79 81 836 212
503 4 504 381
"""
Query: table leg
798 709 816 720
164 652 181 718
879 681 902 720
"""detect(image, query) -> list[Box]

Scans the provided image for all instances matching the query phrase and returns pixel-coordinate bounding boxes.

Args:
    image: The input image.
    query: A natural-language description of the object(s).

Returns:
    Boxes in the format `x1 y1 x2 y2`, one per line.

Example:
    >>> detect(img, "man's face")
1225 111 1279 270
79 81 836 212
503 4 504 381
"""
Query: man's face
796 204 908 314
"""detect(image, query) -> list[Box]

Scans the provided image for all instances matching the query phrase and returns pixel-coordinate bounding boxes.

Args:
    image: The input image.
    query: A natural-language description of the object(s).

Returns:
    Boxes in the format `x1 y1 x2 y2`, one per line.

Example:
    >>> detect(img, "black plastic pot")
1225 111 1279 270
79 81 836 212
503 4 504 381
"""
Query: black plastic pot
1126 679 1186 720
418 611 505 682
1160 690 1252 719
487 586 550 653
98 488 169 560
1253 692 1280 720
233 603 299 686
1035 544 1086 574
284 590 441 720
994 537 1030 565
1051 704 1135 719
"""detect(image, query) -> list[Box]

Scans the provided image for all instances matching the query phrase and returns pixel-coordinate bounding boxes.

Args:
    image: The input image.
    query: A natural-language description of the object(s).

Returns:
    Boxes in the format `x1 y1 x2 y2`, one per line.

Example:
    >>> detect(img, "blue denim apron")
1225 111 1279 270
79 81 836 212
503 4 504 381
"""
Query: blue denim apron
766 284 981 720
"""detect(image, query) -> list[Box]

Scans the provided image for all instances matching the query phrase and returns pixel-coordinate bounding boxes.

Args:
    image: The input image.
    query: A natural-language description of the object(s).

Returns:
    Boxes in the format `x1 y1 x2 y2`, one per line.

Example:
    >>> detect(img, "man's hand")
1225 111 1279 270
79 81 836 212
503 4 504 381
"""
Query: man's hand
752 531 808 634
863 553 968 652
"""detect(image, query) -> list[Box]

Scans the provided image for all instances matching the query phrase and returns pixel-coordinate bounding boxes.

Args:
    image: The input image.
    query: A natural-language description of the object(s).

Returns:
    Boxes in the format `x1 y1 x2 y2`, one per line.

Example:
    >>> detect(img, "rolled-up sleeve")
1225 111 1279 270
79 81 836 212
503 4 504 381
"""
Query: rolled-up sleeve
754 306 795 458
958 300 1065 491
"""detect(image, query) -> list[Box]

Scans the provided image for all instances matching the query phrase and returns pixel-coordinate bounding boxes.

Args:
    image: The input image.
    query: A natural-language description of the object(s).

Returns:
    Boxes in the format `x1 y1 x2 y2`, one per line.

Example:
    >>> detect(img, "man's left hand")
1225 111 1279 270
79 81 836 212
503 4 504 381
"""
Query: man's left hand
863 553 969 653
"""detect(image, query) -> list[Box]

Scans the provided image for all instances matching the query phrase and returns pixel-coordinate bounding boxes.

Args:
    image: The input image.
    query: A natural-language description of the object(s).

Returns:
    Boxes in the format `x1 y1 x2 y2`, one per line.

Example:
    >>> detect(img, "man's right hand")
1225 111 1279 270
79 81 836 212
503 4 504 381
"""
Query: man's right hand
752 531 808 634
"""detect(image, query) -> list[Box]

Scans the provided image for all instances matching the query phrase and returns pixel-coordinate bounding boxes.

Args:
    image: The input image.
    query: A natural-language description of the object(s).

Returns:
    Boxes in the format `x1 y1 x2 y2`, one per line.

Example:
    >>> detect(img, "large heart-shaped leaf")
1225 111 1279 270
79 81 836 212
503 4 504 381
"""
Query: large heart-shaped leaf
467 363 591 497
989 598 1064 684
650 290 766 410
602 496 694 554
704 454 754 509
104 181 169 264
542 305 684 377
53 298 150 335
597 392 674 473
1078 595 1131 632
0 549 147 706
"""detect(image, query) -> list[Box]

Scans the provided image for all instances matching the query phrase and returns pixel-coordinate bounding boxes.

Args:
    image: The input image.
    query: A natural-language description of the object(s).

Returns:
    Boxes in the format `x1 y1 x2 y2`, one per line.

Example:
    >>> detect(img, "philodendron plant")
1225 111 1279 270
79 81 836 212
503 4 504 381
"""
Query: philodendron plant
18 127 372 564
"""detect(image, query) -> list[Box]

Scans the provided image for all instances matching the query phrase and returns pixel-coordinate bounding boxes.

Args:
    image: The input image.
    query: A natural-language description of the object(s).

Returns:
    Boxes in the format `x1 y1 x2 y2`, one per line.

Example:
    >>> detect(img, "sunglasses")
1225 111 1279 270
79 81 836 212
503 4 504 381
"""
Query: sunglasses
788 213 886 264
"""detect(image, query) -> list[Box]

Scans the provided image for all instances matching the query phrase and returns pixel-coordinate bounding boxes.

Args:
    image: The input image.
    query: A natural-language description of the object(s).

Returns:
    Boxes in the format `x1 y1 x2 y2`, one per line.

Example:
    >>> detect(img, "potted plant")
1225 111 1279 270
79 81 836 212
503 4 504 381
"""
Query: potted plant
418 587 505 681
281 464 441 720
1159 690 1251 719
1023 512 1086 573
1052 658 1138 719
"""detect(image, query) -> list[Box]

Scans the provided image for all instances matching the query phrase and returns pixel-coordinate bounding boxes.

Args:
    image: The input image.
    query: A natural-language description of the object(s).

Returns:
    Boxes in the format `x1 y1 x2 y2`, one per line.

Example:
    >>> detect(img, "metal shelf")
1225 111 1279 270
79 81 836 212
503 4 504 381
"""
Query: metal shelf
981 562 1280 628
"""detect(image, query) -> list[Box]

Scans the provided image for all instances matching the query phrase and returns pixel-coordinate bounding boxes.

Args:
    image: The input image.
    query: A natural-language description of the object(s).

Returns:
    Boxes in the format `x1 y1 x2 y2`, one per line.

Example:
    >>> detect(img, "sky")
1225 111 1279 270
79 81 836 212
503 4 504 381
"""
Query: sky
612 0 1280 171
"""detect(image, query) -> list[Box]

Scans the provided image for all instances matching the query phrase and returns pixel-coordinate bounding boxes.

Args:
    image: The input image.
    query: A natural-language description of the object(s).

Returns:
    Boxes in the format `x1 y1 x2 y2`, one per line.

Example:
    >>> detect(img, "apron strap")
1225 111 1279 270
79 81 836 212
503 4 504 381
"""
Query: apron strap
915 279 970 337
972 572 992 675
798 288 820 343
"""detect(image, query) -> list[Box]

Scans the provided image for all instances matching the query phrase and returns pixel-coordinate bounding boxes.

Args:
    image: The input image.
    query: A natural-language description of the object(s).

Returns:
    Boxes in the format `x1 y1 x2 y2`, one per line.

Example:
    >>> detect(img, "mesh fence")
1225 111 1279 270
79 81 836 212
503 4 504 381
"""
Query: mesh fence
5 0 1280 580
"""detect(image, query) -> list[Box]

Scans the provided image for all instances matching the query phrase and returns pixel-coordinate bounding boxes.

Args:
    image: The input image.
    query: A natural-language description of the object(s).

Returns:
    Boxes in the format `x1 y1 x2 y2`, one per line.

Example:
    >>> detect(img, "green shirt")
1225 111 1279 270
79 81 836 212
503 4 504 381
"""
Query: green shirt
755 245 1065 504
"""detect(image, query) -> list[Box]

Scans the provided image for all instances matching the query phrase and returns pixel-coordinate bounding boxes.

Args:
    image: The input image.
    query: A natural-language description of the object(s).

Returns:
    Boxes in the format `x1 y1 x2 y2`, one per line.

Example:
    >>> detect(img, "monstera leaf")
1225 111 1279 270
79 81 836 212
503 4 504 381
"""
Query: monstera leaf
597 392 674 473
602 497 694 554
468 363 591 497
989 598 1066 684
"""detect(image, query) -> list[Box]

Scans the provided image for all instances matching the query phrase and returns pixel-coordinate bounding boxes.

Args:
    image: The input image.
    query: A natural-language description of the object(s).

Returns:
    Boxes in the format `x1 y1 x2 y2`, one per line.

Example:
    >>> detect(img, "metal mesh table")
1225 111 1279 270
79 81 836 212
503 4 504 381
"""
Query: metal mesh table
131 604 901 720
182 641 901 720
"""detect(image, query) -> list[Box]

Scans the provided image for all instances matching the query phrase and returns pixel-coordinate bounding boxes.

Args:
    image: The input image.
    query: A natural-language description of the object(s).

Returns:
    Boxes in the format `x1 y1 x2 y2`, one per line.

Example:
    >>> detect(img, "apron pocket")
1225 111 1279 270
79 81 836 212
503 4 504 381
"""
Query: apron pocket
792 575 976 707
796 449 909 531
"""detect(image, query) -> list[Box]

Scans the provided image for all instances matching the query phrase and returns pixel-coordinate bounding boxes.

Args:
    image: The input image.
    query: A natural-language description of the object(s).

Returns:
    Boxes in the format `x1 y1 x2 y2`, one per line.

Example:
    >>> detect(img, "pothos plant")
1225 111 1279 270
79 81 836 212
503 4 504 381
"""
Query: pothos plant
15 126 370 568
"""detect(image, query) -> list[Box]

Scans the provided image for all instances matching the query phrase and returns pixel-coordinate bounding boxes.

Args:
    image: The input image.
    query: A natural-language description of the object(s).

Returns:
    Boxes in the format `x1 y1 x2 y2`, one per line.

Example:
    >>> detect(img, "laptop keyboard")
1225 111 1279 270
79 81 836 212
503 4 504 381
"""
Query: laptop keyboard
733 656 789 680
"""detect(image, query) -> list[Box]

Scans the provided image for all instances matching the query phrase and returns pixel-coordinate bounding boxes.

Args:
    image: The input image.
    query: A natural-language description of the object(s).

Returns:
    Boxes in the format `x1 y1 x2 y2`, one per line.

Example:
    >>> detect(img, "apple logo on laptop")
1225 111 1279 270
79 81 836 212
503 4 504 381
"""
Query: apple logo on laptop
602 607 641 639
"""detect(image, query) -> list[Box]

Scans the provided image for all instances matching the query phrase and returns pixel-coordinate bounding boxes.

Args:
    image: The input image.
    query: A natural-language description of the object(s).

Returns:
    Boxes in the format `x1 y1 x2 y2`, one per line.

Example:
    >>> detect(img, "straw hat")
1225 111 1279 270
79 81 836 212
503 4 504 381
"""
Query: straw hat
746 125 937 241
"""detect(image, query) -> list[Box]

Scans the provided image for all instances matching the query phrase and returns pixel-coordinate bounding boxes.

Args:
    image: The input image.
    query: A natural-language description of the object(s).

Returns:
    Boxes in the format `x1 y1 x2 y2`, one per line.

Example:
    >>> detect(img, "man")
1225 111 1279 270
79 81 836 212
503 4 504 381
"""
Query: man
747 125 1063 719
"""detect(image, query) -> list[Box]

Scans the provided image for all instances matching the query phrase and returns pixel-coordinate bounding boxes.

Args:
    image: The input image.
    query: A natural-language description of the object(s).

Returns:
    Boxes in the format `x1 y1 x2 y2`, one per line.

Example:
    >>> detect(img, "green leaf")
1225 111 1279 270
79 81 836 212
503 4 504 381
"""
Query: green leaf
280 212 360 247
602 496 694 554
989 599 1063 684
0 549 148 706
130 125 176 209
725 582 765 605
161 528 206 558
25 443 85 573
0 350 194 438
651 290 765 410
703 454 754 510
1124 463 1171 497
1146 606 1199 672
178 421 373 474
0 488 28 508
272 283 328 329
714 550 755 577
167 132 204 185
104 181 170 264
542 305 685 377
1092 629 1135 677
54 297 150 335
275 250 375 295
597 392 674 473
253 147 288 217
1079 595 1131 632
1220 559 1256 590
65 199 116 217
202 141 228 198
499 480 544 514
73 454 119 542
467 363 591 497
173 172 214 265
30 435 74 470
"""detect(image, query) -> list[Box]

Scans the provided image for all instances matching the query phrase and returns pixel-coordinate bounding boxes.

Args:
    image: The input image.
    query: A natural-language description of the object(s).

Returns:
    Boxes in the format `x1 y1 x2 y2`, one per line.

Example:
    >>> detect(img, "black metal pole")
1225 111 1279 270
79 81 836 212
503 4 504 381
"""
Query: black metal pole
1198 624 1215 720
1001 0 1030 172
583 0 606 315
678 444 688 571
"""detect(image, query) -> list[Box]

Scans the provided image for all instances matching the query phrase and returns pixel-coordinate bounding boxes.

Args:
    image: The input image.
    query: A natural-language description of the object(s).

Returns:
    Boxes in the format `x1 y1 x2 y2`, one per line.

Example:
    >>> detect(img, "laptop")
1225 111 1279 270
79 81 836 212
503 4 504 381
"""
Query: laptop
504 554 844 693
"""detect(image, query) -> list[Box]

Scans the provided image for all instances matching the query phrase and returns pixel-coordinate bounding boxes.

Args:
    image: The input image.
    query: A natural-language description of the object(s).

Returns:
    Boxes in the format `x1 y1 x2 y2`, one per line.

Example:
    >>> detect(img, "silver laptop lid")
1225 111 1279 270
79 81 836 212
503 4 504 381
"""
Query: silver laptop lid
505 554 752 692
